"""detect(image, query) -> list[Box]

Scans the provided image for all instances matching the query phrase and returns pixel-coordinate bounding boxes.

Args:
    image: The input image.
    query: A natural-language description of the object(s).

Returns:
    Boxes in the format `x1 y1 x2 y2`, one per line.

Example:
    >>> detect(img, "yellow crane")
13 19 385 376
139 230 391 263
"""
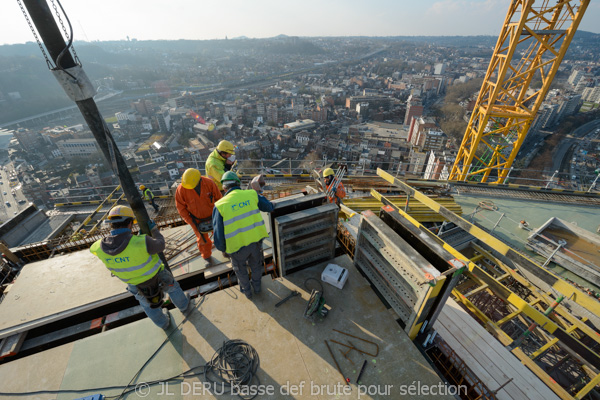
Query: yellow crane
450 0 589 183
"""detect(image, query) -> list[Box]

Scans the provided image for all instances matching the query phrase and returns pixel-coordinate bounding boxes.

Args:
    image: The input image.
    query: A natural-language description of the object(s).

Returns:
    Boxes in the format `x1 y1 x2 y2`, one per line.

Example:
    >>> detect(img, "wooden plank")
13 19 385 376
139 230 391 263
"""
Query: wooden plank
433 316 513 399
436 305 529 400
441 299 561 400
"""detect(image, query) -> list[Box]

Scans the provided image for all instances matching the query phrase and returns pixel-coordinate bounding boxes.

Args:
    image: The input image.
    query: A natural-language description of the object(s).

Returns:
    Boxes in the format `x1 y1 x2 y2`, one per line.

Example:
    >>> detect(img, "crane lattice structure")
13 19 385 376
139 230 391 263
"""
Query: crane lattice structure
449 0 589 183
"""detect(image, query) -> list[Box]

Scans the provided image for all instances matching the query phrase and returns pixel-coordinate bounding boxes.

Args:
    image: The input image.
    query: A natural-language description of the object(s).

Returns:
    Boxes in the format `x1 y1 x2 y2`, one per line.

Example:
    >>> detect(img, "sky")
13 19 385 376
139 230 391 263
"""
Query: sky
1 0 599 45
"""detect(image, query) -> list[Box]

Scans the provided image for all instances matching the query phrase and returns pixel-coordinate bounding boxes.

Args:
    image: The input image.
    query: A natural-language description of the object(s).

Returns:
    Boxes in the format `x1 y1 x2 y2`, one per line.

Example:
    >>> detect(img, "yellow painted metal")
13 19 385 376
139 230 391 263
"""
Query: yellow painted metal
377 168 600 321
574 372 600 400
372 188 596 398
450 0 589 183
70 185 121 240
407 276 447 340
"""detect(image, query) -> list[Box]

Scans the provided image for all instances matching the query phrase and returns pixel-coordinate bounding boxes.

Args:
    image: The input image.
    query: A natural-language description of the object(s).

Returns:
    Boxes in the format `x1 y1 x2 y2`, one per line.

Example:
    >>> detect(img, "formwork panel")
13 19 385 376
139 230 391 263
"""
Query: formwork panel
355 210 441 335
274 203 338 276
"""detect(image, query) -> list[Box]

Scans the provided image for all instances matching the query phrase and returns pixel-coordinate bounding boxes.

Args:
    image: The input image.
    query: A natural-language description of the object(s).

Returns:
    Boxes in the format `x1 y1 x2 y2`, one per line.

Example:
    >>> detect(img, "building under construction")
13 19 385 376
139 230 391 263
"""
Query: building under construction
0 168 599 400
0 0 598 399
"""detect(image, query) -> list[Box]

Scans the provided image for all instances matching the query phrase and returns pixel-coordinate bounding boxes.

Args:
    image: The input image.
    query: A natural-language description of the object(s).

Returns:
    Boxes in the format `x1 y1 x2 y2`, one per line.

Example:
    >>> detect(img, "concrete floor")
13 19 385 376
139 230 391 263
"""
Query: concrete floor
454 194 600 290
0 255 452 400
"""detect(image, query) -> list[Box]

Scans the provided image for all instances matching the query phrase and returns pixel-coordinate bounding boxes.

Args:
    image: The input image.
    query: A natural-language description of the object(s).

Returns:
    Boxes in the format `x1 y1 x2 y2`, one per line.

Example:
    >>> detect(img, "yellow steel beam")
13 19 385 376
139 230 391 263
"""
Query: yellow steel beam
372 188 586 399
471 243 600 347
377 168 600 322
371 174 600 370
575 372 600 400
70 185 121 240
449 0 589 183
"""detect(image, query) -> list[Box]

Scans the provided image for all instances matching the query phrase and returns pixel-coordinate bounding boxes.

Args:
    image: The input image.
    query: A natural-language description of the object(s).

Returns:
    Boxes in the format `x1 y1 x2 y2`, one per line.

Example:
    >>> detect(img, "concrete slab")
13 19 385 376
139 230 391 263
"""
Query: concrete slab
454 194 600 289
0 341 74 400
56 313 185 400
180 255 451 400
0 250 127 338
0 255 450 400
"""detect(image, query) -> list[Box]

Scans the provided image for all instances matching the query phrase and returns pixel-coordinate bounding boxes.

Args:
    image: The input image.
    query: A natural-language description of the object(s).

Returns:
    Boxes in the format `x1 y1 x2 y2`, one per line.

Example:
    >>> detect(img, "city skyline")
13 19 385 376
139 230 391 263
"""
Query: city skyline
1 0 599 46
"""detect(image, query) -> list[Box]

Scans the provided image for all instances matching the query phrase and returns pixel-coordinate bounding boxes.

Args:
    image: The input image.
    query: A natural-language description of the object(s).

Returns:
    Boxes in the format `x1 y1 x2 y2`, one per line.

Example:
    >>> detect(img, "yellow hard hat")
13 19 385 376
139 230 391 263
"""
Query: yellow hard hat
181 168 201 189
107 205 136 223
216 140 235 154
323 168 335 177
139 184 146 190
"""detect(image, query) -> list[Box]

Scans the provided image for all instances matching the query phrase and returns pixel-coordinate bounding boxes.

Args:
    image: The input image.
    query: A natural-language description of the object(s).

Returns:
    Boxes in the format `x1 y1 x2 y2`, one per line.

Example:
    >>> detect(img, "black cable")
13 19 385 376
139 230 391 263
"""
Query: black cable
203 339 261 400
113 285 218 400
53 0 77 80
0 284 263 400
304 277 323 293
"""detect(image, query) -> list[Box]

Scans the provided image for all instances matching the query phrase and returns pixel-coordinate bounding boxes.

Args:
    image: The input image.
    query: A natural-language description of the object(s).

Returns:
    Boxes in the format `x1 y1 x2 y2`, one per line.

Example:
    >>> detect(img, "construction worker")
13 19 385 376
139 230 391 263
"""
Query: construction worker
90 205 192 330
323 168 346 206
175 168 222 267
212 172 274 299
205 140 236 191
70 229 86 241
140 184 159 213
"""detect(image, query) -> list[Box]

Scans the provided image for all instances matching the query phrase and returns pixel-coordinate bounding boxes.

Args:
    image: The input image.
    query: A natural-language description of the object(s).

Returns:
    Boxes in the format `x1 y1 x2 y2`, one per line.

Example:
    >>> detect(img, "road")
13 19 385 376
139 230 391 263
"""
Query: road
552 119 600 173
0 164 30 224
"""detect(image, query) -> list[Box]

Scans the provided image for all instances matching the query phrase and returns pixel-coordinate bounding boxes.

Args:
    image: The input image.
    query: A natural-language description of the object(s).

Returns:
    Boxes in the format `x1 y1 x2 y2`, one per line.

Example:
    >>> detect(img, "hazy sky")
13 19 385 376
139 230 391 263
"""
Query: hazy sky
1 0 599 45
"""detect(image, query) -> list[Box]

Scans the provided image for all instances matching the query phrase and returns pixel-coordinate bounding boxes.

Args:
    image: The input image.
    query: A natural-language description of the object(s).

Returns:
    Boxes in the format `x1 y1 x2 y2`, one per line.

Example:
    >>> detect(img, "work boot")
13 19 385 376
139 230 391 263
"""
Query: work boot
203 257 213 268
181 294 195 316
160 309 171 330
242 287 253 300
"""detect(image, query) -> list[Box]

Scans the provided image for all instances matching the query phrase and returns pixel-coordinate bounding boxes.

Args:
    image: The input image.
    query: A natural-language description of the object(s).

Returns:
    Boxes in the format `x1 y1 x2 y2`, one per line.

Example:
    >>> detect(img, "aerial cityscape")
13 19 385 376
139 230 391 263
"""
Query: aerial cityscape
0 1 599 400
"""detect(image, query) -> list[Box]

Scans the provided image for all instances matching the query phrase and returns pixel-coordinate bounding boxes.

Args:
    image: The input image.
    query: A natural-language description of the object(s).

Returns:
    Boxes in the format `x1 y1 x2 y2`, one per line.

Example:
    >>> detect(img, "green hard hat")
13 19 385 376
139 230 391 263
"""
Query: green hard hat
221 171 240 183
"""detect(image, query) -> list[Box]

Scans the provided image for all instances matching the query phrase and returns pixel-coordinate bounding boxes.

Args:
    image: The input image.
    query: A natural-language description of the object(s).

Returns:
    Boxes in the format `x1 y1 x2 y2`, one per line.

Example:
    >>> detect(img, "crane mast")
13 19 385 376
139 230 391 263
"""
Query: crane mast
449 0 589 183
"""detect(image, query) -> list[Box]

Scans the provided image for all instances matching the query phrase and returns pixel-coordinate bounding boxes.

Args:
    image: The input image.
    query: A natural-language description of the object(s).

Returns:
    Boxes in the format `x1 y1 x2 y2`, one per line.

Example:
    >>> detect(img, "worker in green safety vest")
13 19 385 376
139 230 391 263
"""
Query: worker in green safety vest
90 205 193 329
212 171 274 299
140 184 160 213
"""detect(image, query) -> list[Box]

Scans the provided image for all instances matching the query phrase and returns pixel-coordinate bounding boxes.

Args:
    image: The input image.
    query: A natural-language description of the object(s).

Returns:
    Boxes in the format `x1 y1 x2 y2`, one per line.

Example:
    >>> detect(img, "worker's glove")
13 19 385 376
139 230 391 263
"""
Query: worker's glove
148 220 157 231
250 174 266 193
222 251 231 258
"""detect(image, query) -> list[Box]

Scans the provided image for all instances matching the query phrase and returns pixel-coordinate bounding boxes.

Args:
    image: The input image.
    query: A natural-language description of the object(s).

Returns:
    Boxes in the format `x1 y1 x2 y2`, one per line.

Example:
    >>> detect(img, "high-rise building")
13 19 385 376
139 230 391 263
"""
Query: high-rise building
404 96 423 126
557 95 582 119
131 99 154 116
266 105 278 124
13 128 43 153
567 69 585 87
292 98 304 117
582 87 600 103
434 63 446 75
408 116 437 145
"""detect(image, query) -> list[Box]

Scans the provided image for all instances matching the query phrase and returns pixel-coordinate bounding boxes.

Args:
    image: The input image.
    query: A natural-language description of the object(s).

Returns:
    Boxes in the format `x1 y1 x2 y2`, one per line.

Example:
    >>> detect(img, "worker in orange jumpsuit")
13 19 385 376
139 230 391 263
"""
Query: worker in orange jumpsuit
323 168 346 206
175 168 222 267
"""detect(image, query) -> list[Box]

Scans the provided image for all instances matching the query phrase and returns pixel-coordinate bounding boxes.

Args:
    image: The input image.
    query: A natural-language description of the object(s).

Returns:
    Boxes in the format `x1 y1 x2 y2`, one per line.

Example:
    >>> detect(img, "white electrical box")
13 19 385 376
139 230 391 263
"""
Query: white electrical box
321 263 348 290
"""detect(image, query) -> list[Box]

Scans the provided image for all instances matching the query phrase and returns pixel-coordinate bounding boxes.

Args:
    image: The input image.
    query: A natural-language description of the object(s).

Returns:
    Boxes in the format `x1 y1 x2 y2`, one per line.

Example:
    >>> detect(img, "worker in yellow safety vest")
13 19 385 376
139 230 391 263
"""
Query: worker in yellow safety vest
90 205 192 329
205 140 236 191
212 172 274 299
139 184 159 212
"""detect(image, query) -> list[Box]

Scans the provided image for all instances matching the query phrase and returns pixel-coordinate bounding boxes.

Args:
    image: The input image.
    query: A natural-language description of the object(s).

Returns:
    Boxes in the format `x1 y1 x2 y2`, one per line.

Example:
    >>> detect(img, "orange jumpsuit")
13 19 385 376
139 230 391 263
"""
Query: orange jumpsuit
175 177 222 259
326 181 346 206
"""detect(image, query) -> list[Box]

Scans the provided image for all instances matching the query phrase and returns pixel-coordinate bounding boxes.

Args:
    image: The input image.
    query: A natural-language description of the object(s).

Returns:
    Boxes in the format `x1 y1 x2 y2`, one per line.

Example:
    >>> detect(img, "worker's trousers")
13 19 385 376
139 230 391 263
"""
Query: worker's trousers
230 241 263 295
193 230 213 260
148 197 159 212
127 268 189 328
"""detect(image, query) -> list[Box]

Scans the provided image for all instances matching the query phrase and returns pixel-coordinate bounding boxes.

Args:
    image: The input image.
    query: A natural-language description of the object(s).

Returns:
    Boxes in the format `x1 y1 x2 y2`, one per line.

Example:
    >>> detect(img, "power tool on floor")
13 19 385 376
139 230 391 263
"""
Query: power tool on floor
304 289 328 320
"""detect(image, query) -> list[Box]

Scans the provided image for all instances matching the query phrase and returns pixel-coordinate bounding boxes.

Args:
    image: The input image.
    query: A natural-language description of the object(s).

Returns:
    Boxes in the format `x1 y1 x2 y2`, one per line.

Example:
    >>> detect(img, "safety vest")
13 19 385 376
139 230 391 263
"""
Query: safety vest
205 150 226 190
215 189 268 254
143 188 154 200
90 235 163 285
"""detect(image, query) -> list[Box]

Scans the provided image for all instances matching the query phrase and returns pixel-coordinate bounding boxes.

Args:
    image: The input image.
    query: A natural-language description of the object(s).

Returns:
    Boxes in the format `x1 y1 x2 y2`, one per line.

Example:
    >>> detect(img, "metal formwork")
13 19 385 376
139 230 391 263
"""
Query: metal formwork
355 210 446 338
274 203 338 277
